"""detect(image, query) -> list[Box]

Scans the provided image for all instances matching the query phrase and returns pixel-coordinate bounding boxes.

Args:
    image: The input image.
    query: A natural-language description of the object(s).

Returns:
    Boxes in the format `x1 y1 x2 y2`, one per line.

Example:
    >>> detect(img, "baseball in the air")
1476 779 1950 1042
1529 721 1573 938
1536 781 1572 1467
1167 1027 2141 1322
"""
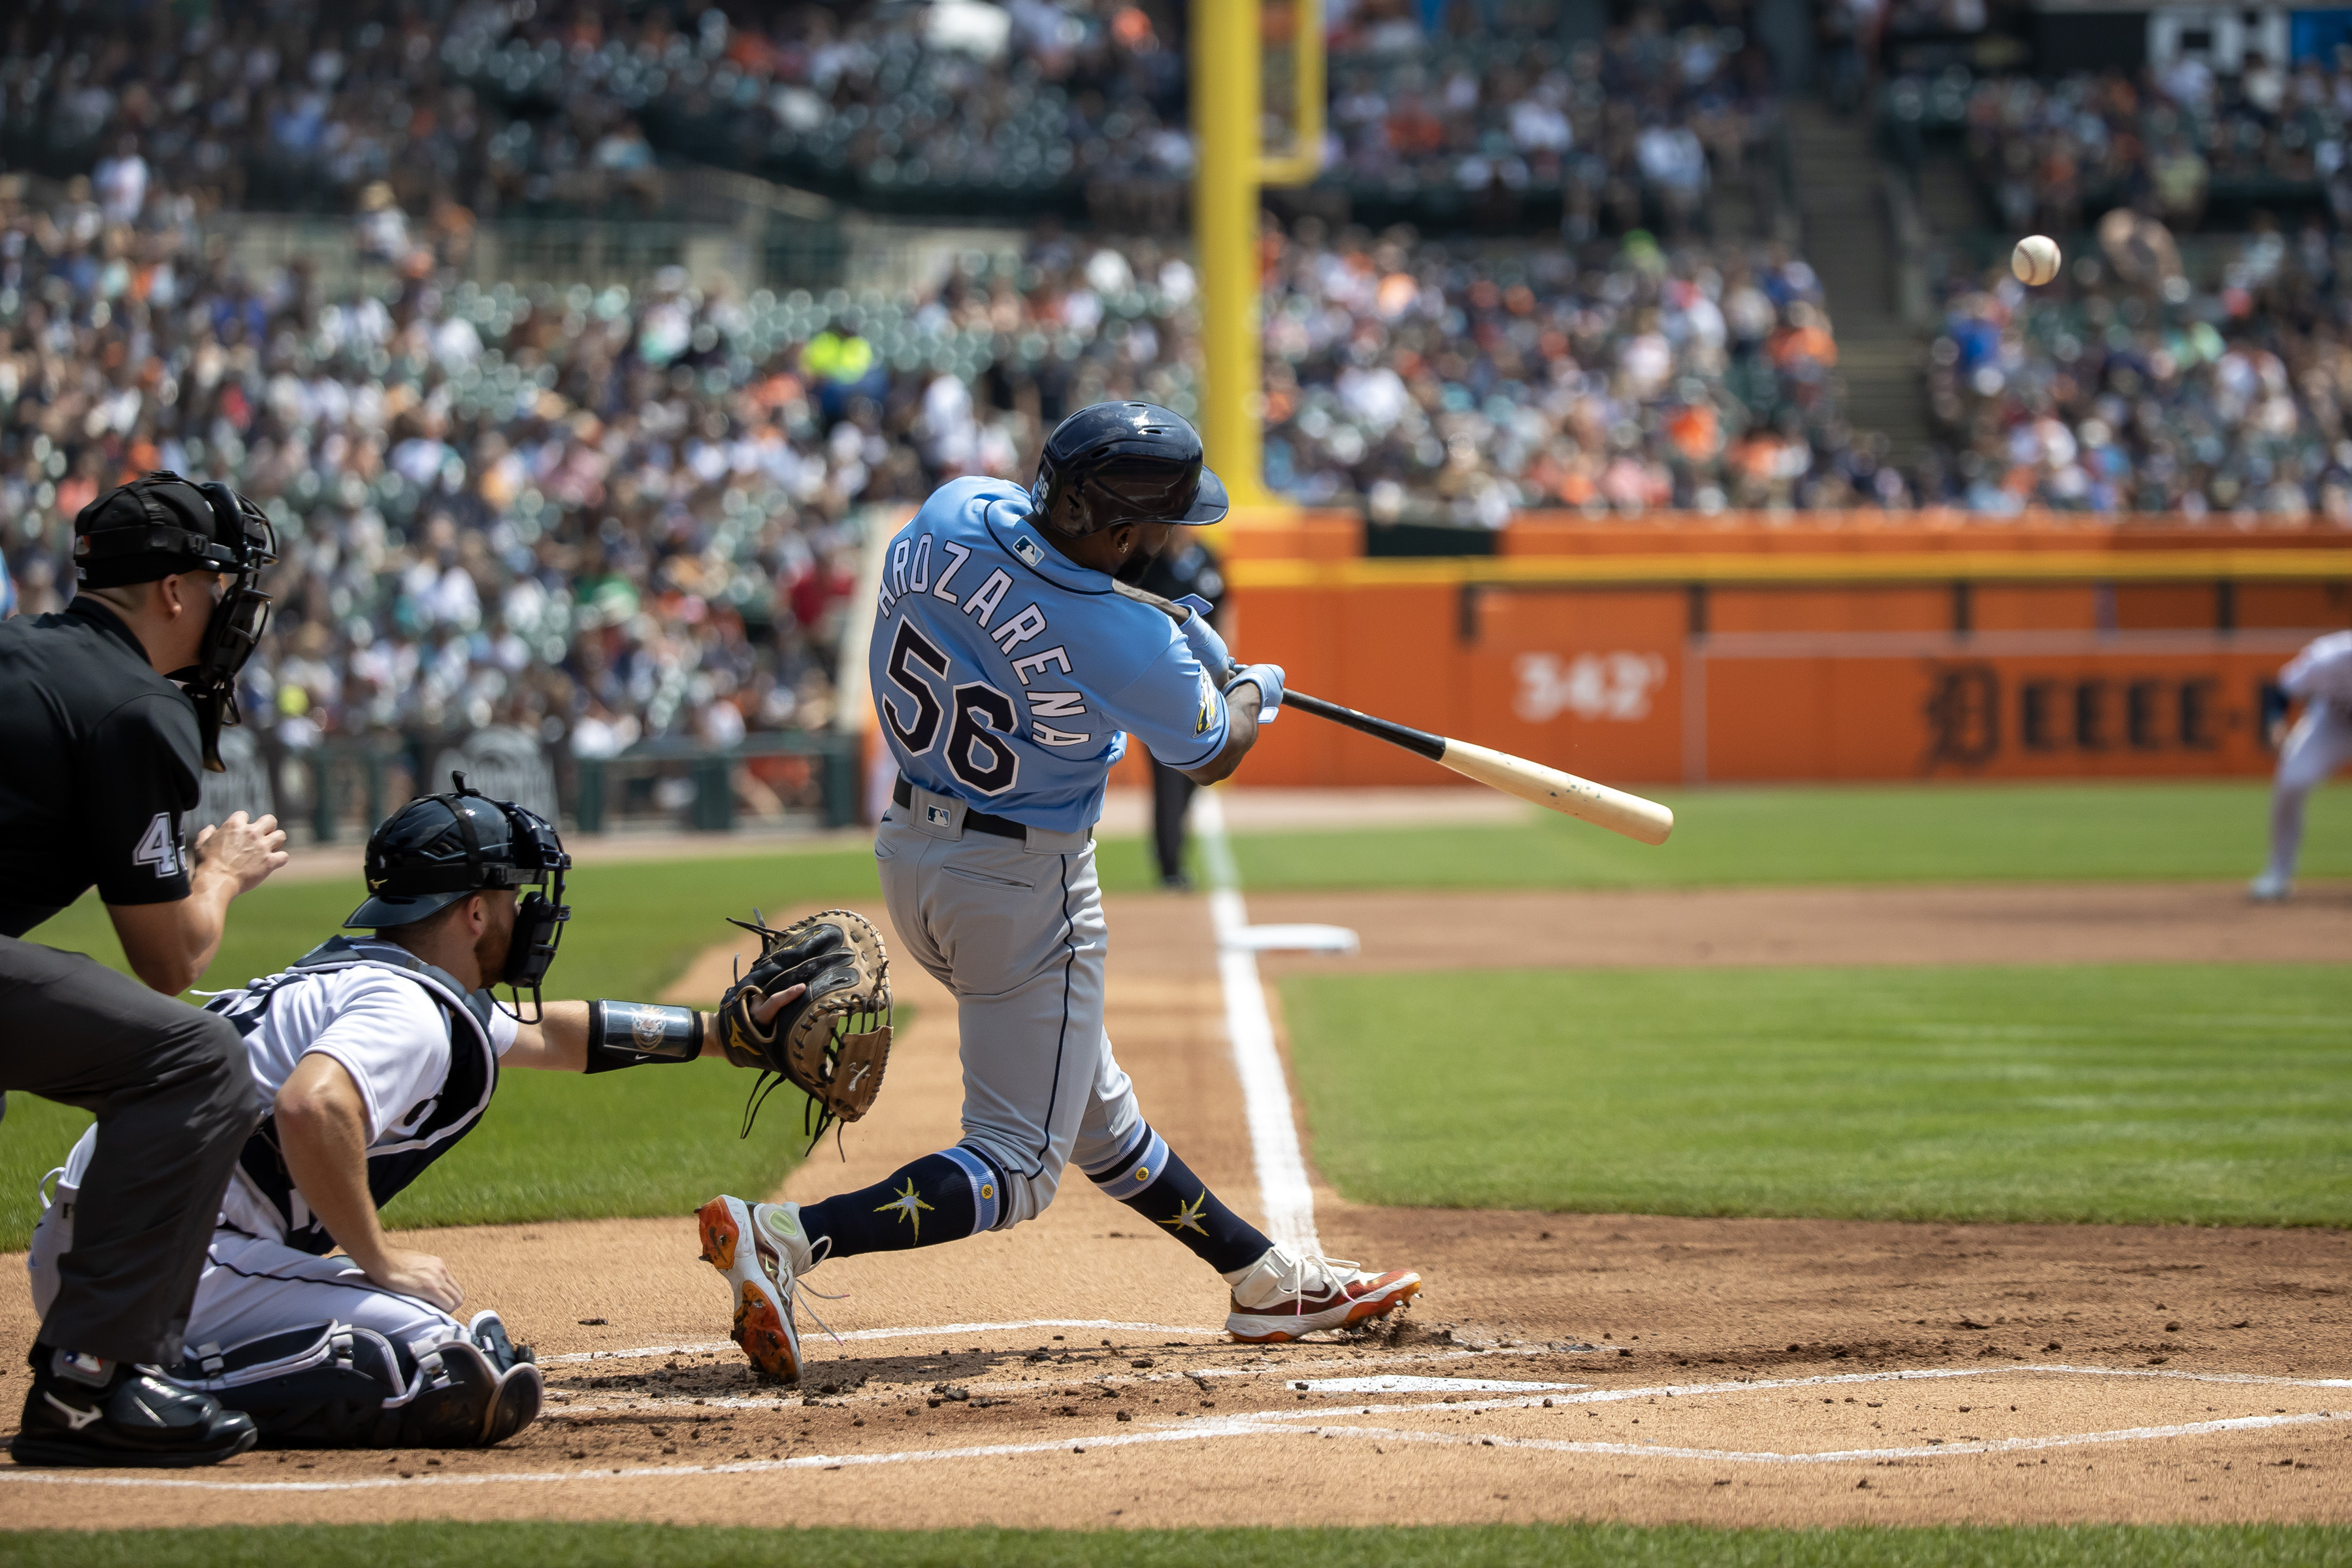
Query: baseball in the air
2013 234 2062 286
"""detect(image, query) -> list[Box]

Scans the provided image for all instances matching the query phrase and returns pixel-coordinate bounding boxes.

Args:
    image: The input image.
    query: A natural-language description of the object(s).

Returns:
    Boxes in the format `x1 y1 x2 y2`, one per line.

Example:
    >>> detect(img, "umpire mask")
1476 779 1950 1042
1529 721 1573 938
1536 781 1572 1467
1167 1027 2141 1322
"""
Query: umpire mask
348 773 573 1021
73 472 278 772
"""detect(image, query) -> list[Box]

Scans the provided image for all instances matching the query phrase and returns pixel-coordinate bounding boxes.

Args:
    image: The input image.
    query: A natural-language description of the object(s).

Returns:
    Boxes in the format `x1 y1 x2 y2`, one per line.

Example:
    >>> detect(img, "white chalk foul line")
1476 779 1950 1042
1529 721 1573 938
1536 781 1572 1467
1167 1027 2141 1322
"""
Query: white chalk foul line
1296 1410 2347 1465
0 1422 1315 1494
1194 789 1319 1255
10 1363 2344 1494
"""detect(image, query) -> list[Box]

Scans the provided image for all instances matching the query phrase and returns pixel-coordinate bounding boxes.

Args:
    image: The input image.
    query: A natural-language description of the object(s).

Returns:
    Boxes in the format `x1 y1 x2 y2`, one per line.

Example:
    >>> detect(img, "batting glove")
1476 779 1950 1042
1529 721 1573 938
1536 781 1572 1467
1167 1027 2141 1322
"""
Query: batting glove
1173 594 1231 678
1225 662 1285 723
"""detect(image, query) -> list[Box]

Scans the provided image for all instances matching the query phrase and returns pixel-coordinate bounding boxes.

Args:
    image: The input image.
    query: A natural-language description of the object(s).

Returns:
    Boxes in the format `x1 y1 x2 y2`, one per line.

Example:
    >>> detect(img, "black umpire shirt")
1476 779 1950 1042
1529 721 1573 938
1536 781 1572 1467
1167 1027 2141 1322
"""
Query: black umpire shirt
0 598 201 937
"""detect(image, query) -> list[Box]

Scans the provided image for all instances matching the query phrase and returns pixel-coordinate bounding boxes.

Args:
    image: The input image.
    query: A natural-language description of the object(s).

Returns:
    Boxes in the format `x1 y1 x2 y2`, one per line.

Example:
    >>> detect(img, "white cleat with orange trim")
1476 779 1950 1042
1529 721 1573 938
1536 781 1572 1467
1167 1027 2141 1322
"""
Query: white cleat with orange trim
1222 1243 1420 1343
696 1195 818 1383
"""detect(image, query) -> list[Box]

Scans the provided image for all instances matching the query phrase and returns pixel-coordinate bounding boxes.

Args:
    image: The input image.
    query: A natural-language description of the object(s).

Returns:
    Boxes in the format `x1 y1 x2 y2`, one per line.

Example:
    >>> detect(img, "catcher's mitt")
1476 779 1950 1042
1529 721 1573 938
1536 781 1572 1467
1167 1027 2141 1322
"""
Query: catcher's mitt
717 909 893 1147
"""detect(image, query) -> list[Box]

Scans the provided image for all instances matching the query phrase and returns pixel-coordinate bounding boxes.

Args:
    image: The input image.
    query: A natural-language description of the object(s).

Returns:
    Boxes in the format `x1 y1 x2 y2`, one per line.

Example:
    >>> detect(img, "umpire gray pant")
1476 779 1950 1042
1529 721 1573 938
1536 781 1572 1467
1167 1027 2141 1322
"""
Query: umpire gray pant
0 935 262 1365
876 785 1145 1228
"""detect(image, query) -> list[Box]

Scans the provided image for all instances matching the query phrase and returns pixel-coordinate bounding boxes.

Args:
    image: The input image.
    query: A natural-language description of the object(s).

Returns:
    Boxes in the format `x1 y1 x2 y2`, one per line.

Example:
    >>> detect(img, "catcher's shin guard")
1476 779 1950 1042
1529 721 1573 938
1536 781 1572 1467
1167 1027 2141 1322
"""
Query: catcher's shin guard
698 1195 803 1383
167 1315 540 1447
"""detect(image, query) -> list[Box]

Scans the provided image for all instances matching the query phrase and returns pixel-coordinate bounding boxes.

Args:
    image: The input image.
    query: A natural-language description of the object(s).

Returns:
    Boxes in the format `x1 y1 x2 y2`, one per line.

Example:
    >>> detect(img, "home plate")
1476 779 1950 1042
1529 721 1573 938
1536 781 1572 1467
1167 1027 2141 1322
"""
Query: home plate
1225 923 1360 954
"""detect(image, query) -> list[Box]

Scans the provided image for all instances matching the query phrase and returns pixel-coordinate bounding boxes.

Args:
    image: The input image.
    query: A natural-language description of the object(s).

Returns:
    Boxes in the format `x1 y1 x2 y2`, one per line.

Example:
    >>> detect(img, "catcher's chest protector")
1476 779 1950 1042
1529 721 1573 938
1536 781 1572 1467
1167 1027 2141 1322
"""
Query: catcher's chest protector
210 937 498 1254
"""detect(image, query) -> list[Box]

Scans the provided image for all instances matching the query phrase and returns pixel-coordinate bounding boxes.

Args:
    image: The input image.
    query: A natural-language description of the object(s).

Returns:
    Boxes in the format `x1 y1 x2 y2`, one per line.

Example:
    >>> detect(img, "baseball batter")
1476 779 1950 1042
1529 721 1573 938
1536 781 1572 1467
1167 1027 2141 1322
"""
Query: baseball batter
698 402 1420 1382
2251 629 2352 900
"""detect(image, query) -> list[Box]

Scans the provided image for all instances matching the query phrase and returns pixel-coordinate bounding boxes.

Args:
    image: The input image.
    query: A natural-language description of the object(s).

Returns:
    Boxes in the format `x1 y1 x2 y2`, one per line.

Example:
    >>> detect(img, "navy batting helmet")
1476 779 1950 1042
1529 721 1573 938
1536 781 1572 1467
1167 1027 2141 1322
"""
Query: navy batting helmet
1031 402 1229 538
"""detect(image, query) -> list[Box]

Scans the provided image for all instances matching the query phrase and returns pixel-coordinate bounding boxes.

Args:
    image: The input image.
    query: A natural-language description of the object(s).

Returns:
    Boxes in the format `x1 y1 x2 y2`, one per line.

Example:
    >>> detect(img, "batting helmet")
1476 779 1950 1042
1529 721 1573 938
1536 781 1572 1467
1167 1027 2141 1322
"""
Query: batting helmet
1030 402 1229 538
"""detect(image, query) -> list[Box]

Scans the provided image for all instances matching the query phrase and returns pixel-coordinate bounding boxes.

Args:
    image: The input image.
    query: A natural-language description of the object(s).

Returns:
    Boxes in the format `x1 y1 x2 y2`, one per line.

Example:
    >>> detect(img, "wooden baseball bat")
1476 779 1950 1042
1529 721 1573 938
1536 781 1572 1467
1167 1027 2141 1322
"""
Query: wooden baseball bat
1115 580 1674 846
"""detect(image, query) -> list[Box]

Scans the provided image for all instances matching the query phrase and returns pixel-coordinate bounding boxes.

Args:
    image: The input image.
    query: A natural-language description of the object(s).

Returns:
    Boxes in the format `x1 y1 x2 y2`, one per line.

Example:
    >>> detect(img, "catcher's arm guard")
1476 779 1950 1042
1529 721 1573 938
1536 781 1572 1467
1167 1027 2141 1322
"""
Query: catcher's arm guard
716 909 893 1146
583 1001 704 1072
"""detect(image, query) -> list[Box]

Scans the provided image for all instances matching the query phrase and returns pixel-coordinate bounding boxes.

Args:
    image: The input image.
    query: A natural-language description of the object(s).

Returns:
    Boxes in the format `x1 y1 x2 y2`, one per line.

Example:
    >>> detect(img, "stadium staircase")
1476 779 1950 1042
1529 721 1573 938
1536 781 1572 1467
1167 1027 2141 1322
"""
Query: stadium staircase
1784 100 1935 468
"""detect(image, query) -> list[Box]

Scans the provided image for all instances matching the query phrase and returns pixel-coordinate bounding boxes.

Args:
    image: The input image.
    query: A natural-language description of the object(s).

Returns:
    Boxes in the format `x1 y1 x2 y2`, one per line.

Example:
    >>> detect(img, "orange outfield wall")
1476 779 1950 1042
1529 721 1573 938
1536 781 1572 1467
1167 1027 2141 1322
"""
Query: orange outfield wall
1194 547 2352 787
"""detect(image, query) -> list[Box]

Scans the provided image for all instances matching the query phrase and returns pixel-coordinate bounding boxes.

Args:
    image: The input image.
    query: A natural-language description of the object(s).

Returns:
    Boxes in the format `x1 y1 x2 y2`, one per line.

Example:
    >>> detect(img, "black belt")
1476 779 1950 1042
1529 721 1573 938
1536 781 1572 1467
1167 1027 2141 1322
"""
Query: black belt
892 777 1030 841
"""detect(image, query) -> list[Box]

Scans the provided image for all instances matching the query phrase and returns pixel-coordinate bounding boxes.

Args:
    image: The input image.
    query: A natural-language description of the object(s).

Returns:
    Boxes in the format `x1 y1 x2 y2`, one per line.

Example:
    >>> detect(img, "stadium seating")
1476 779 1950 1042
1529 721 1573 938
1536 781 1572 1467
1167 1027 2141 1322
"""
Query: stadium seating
1923 219 2352 518
0 1 1770 229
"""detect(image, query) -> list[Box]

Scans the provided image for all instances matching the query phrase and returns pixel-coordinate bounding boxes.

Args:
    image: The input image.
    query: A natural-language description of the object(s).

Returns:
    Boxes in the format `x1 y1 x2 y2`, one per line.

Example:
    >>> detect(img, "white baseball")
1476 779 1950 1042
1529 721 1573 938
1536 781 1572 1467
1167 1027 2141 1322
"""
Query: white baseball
2013 235 2061 287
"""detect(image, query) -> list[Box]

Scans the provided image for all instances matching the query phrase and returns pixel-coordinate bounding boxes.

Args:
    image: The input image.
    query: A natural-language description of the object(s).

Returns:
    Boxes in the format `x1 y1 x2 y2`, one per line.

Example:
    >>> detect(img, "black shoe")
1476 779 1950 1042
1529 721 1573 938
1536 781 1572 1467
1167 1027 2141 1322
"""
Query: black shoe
1159 872 1194 891
11 1350 258 1468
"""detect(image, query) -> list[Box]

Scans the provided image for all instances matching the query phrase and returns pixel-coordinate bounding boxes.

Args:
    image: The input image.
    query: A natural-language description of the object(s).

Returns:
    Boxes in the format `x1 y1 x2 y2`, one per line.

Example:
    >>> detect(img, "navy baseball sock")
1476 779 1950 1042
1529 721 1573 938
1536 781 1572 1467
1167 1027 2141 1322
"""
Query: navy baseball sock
1088 1125 1269 1275
798 1146 1002 1260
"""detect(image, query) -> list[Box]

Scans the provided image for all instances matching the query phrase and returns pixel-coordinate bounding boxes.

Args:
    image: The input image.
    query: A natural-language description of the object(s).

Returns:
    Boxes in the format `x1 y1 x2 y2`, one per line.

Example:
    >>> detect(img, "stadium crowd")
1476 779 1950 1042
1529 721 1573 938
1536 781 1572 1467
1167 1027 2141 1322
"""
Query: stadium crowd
1259 221 1895 515
0 174 869 779
0 139 1883 778
1953 59 2352 236
1 0 1774 224
1925 219 2352 517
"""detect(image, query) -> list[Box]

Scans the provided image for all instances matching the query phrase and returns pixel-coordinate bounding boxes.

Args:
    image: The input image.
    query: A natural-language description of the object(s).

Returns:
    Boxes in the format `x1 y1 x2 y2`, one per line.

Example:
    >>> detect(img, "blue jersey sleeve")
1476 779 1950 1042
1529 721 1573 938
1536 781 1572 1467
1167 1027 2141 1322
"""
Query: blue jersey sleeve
1101 628 1229 770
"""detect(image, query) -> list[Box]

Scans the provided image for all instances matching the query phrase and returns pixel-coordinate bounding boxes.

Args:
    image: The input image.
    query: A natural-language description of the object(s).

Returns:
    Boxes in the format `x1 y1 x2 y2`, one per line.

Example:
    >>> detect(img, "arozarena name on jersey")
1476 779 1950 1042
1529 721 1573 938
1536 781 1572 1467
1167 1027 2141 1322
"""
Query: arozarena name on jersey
877 531 1093 762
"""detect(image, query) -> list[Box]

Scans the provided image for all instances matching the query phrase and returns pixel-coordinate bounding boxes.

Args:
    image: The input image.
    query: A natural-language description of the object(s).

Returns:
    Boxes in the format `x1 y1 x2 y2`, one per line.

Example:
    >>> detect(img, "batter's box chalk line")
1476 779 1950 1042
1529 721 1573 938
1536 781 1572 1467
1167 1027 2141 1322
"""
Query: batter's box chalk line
6 1364 2343 1494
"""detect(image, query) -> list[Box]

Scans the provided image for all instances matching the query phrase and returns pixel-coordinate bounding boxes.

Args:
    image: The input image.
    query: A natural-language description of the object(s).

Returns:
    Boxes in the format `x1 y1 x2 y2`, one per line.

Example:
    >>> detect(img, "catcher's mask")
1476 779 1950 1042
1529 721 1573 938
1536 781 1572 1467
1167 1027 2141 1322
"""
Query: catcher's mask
1030 401 1230 540
73 472 278 772
347 772 572 1021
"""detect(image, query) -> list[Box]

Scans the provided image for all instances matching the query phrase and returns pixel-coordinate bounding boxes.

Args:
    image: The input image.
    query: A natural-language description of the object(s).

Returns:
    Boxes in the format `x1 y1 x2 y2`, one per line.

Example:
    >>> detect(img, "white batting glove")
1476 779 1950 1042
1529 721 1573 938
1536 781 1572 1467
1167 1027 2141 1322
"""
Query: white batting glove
1225 662 1285 723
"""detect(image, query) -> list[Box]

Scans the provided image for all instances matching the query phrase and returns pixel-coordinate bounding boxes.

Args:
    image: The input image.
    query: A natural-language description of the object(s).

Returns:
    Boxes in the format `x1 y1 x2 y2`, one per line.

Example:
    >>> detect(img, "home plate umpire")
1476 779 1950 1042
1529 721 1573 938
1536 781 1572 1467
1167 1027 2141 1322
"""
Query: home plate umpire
0 472 287 1467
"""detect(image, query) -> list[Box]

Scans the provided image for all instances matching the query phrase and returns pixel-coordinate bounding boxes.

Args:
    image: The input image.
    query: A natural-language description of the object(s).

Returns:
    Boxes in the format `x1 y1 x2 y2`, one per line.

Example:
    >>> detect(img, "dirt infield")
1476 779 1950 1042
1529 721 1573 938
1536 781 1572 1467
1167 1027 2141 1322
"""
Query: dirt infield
1 883 2345 1529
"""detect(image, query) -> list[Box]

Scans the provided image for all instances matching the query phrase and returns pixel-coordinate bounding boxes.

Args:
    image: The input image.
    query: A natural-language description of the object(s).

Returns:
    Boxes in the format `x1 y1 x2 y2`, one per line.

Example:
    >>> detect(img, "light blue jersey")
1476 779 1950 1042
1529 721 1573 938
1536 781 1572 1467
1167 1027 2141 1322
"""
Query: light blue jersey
868 477 1228 832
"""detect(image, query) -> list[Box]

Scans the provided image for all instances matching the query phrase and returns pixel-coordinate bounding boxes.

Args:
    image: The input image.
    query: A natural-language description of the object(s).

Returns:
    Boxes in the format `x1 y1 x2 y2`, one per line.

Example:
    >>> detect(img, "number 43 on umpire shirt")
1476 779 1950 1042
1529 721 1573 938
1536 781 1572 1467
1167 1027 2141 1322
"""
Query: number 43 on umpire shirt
870 476 1231 834
0 597 203 938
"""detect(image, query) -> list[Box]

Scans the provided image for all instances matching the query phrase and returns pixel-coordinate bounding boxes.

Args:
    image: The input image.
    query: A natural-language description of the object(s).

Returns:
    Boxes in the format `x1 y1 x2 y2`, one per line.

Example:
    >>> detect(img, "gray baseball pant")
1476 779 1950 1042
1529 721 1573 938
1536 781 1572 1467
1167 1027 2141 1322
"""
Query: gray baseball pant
875 784 1145 1226
0 935 263 1365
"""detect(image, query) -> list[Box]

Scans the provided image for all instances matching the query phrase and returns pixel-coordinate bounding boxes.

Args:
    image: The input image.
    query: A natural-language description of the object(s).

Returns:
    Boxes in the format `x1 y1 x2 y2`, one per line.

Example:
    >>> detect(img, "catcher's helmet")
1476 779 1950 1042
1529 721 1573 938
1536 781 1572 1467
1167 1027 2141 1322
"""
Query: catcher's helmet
1030 401 1229 538
348 774 572 1013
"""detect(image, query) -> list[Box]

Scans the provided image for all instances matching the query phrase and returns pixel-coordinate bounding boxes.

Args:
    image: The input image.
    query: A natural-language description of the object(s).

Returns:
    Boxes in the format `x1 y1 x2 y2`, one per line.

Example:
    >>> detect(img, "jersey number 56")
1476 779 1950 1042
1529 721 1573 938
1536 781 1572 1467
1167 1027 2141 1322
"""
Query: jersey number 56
882 622 1021 796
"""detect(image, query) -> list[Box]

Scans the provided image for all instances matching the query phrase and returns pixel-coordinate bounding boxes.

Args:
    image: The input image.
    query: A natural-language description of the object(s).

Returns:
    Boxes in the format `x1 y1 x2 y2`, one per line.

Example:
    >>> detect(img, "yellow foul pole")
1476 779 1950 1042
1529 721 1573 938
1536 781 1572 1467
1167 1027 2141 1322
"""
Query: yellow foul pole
1192 0 1321 510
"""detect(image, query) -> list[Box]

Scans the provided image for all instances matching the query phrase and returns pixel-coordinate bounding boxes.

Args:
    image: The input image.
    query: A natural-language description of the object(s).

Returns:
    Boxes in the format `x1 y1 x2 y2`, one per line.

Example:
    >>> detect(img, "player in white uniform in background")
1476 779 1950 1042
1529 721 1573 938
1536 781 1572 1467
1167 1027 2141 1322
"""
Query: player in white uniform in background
28 779 805 1448
696 403 1420 1382
2251 630 2352 900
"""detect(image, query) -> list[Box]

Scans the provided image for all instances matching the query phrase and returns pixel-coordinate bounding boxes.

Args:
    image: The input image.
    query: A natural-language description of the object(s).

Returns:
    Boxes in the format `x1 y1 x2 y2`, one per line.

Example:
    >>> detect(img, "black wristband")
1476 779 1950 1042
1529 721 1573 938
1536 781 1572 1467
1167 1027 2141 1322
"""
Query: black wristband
583 1001 705 1073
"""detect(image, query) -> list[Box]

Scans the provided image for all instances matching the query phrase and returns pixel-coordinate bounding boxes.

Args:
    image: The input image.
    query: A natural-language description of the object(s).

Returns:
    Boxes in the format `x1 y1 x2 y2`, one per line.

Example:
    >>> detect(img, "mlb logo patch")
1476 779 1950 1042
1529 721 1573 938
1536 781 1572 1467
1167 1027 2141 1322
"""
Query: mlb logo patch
1012 535 1043 566
925 803 953 828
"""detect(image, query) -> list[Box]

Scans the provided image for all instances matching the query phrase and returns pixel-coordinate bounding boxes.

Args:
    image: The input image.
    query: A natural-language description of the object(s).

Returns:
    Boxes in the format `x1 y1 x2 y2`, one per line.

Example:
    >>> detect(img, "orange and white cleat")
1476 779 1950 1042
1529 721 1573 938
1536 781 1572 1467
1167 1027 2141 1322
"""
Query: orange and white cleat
696 1195 815 1383
1222 1243 1420 1343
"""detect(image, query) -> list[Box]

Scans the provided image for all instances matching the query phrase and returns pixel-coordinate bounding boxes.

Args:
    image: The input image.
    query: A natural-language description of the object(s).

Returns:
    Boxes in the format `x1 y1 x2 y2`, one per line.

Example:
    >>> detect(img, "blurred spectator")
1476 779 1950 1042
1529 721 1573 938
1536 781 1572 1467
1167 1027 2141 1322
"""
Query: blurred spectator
1954 60 2352 237
1925 223 2352 519
1258 222 1882 517
1 0 1771 229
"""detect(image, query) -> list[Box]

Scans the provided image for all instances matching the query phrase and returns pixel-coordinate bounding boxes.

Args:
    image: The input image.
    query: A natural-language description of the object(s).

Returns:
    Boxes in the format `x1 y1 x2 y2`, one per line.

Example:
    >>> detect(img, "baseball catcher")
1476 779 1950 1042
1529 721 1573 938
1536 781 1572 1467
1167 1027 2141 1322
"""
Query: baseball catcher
25 777 814 1449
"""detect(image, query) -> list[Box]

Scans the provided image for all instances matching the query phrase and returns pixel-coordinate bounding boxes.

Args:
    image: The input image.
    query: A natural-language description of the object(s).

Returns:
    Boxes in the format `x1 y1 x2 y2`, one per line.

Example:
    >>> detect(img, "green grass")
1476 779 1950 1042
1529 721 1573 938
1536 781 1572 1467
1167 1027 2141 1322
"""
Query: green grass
0 1524 2344 1568
1284 963 2352 1226
1225 781 2352 890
